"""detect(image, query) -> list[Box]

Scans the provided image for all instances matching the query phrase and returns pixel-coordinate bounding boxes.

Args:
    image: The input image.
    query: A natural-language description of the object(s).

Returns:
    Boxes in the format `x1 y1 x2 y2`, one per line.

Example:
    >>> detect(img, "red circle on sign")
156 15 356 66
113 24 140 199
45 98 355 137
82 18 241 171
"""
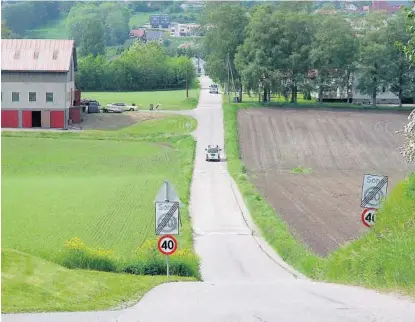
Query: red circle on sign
157 235 178 256
361 208 376 228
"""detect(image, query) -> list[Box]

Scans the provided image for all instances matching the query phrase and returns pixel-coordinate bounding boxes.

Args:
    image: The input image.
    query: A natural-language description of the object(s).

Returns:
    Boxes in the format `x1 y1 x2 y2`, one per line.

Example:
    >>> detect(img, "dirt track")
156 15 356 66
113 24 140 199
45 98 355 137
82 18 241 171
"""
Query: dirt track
238 107 415 256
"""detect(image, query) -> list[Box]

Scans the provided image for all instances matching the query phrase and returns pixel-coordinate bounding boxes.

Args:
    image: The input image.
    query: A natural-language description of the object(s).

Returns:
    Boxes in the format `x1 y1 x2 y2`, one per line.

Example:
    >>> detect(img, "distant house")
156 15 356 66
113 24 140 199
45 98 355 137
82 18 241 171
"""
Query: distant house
309 70 400 104
150 15 170 29
145 30 164 44
170 23 200 37
129 29 146 42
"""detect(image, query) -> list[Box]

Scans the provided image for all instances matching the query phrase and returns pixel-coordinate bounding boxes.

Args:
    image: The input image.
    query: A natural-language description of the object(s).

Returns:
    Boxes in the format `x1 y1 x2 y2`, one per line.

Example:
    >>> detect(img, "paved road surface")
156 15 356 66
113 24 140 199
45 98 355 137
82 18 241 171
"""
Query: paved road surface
3 76 415 322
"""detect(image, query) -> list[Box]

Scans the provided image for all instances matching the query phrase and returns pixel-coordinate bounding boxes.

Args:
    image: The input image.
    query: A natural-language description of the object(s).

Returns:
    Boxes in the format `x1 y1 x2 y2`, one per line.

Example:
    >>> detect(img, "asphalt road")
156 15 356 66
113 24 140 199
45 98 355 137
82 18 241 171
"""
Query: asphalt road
3 76 415 322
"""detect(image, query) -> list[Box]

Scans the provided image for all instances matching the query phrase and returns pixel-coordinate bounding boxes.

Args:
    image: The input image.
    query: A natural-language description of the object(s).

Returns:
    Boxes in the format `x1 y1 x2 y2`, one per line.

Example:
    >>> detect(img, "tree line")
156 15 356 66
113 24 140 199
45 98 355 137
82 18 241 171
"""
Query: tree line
201 2 415 106
76 42 196 92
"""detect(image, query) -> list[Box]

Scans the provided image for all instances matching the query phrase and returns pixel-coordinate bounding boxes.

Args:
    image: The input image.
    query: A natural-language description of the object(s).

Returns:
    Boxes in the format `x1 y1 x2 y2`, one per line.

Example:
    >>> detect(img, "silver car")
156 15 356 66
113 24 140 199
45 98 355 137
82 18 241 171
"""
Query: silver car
205 145 222 162
106 103 138 112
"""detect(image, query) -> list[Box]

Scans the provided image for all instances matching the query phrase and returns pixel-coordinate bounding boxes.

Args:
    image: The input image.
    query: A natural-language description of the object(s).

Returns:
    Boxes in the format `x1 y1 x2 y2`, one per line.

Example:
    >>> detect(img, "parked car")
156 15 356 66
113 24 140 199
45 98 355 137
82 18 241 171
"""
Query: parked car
209 84 219 94
102 105 123 113
105 103 138 112
205 145 222 162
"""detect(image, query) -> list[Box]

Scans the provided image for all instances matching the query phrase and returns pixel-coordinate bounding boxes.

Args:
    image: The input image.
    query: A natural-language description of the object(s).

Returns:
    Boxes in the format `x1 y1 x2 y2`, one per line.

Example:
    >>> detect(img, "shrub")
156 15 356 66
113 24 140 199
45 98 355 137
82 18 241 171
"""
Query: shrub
61 237 117 272
122 238 200 277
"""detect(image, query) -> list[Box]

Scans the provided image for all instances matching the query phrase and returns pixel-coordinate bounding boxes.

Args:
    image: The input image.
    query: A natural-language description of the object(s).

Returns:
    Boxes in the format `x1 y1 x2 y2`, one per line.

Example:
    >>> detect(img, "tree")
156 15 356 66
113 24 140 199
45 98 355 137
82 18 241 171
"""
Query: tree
201 2 249 101
235 4 281 102
310 14 357 102
400 2 415 162
356 12 390 107
383 11 415 107
78 17 106 57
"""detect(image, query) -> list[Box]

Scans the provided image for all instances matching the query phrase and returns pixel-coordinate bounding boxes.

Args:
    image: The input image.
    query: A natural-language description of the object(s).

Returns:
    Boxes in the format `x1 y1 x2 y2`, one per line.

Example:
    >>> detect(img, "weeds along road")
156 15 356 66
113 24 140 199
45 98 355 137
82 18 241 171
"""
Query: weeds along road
3 76 415 322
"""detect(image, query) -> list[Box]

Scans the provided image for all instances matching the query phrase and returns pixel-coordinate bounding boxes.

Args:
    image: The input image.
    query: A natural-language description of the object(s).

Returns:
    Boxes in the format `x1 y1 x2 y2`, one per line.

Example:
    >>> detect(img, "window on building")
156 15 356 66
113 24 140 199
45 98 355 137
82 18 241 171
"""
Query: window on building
46 92 54 102
14 50 20 59
29 92 36 102
12 92 19 102
52 50 59 60
33 51 39 59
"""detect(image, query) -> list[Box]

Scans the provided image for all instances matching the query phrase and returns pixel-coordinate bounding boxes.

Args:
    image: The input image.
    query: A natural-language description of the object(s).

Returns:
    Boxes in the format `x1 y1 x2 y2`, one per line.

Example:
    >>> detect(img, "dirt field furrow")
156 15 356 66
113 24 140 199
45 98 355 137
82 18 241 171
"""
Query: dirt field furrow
237 108 414 256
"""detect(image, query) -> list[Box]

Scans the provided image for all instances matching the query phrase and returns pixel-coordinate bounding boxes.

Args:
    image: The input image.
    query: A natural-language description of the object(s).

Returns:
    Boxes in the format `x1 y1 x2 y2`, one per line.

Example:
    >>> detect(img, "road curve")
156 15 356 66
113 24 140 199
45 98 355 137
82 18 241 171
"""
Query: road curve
3 76 415 322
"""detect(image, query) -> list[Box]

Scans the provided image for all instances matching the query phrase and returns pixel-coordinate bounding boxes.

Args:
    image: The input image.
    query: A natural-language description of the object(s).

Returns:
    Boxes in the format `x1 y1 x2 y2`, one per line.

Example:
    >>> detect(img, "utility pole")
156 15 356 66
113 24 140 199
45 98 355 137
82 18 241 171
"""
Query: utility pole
227 53 230 103
186 65 189 98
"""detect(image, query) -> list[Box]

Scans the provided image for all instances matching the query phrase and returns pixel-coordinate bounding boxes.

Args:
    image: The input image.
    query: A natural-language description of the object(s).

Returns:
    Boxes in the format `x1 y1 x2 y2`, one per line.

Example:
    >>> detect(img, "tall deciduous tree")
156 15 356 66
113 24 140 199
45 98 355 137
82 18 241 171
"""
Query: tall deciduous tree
356 12 389 107
400 2 415 162
383 11 415 106
310 14 357 102
200 2 248 101
78 17 106 57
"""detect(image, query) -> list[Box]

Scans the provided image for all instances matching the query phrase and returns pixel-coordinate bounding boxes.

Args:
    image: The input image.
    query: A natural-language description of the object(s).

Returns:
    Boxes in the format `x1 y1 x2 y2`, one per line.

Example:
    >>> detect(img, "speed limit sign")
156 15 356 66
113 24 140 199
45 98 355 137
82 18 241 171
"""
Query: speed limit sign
361 208 376 227
158 235 178 256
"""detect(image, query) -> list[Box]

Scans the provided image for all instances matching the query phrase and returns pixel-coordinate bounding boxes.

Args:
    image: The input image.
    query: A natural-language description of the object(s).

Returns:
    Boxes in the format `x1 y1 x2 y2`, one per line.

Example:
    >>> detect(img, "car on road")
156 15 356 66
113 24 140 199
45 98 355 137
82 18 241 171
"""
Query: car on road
205 145 222 162
105 103 138 112
209 84 219 94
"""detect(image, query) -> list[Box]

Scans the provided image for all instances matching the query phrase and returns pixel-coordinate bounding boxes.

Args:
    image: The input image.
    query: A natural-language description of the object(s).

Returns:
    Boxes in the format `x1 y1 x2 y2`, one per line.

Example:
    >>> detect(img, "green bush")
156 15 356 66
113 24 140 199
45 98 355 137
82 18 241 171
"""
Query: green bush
60 237 118 272
60 237 200 278
122 238 200 277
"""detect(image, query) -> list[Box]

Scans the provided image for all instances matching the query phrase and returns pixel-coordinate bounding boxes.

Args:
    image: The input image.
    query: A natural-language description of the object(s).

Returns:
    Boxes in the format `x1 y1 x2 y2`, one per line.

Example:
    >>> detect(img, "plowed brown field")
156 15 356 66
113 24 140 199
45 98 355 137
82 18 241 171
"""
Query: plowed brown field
237 108 414 256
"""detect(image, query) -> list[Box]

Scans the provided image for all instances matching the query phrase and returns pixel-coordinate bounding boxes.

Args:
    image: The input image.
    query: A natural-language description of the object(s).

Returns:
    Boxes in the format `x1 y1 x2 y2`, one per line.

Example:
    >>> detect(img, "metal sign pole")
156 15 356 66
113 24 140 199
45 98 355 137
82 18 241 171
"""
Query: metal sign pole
166 255 170 278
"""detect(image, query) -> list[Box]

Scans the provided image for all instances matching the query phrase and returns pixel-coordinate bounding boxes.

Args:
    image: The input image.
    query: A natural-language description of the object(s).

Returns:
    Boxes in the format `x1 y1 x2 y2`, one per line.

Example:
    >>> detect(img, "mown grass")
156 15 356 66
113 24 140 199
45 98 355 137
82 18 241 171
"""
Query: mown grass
83 86 200 111
2 113 200 312
223 100 415 296
1 248 195 313
2 114 197 262
24 14 68 39
129 12 158 28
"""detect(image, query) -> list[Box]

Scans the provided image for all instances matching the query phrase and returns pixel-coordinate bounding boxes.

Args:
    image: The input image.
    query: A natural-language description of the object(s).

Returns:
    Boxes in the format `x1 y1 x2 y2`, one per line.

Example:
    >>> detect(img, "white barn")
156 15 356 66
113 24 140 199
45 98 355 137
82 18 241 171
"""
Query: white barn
1 39 80 129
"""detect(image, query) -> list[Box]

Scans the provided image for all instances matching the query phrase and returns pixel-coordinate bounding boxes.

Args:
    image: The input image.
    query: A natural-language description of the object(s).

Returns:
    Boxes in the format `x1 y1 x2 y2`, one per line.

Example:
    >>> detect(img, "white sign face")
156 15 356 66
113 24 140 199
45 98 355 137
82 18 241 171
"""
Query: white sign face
361 174 388 209
155 201 179 235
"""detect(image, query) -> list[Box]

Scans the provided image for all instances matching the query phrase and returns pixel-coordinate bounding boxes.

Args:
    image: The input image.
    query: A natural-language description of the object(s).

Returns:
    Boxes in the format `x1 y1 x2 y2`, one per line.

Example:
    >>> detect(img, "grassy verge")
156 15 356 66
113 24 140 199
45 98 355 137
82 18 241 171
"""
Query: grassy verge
223 100 415 296
82 82 200 111
1 249 195 313
2 114 200 312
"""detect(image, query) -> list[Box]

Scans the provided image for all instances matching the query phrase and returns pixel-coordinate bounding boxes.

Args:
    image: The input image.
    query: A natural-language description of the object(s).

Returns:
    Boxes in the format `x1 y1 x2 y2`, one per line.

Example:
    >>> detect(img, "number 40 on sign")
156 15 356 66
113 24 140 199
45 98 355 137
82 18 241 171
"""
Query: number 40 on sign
361 208 376 228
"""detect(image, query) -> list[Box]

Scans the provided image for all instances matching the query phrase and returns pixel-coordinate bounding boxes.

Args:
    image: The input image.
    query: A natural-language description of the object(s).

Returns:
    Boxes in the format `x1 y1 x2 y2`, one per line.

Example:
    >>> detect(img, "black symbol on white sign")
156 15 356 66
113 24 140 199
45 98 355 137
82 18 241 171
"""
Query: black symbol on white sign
156 202 179 235
361 177 388 208
157 215 177 233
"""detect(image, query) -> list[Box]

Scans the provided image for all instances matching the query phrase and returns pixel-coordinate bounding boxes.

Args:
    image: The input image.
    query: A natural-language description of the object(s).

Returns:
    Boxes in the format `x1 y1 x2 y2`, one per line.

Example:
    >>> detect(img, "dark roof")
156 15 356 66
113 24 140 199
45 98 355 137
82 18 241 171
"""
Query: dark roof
145 30 164 41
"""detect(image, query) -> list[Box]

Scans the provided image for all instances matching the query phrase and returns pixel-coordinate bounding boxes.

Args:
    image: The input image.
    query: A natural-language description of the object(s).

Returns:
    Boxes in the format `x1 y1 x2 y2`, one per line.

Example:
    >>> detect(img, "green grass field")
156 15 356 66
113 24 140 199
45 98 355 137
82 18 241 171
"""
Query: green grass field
129 12 158 28
83 88 199 110
25 14 69 39
2 114 199 312
223 101 415 296
1 249 195 313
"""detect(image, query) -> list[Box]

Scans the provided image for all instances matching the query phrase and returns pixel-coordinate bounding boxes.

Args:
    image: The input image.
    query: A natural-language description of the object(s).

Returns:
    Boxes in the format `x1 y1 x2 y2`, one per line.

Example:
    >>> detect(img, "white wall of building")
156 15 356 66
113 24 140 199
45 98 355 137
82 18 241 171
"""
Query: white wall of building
1 81 68 110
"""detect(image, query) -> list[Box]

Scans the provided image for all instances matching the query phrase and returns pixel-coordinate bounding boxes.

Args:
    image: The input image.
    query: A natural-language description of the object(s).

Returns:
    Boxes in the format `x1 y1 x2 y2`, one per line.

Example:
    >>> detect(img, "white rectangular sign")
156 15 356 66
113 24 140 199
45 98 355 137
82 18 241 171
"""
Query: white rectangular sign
155 201 179 235
361 174 388 209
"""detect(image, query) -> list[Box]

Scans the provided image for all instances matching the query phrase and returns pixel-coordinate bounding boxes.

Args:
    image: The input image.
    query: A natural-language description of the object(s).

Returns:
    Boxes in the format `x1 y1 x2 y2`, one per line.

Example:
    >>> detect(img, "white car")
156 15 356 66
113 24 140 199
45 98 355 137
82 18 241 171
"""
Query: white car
205 145 222 162
209 84 219 94
106 103 138 111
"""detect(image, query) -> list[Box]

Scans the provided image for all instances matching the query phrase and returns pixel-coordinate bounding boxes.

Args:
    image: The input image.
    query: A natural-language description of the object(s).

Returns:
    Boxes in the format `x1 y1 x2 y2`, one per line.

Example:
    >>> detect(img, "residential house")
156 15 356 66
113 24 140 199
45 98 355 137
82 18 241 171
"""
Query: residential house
129 29 146 42
170 23 200 37
150 15 170 29
145 30 164 44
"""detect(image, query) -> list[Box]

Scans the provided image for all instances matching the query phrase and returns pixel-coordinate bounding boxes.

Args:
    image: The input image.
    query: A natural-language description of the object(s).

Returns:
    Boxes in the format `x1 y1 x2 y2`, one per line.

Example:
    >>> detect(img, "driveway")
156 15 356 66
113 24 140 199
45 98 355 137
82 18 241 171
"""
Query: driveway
3 76 415 322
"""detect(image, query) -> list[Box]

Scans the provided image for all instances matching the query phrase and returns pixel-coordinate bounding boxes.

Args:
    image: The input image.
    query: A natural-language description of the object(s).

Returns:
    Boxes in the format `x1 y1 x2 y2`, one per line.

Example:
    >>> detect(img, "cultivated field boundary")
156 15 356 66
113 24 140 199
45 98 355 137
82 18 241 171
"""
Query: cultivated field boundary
223 99 415 297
